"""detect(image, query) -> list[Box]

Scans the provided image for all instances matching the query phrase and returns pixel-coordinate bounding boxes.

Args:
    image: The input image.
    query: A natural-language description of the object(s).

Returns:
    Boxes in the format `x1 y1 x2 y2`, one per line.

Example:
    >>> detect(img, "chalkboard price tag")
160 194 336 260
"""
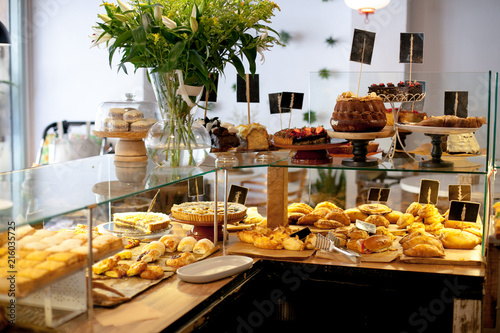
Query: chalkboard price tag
400 33 424 64
448 200 480 223
228 185 249 205
444 91 468 118
188 176 204 197
418 179 440 205
350 29 376 65
368 188 390 203
448 184 471 202
237 74 260 103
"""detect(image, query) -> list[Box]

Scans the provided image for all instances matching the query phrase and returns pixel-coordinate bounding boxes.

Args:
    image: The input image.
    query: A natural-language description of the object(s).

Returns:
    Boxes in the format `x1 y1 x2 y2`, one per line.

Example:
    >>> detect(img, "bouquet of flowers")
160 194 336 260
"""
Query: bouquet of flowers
91 0 281 167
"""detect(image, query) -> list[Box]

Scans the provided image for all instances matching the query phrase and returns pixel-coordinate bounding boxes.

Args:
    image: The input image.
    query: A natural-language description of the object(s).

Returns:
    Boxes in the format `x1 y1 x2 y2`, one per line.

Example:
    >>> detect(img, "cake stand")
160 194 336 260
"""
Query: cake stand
271 141 348 165
395 123 481 168
93 130 149 163
327 128 395 167
169 215 240 242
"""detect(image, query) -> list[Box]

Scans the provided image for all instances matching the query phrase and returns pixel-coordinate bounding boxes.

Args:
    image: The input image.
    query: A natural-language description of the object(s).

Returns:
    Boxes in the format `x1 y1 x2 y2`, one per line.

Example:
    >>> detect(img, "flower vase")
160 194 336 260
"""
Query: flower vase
145 70 211 168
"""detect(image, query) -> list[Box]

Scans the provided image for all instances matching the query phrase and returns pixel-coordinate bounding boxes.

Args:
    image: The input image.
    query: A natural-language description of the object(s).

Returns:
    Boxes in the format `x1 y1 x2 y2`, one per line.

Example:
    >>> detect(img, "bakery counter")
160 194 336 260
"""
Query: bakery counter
11 233 480 333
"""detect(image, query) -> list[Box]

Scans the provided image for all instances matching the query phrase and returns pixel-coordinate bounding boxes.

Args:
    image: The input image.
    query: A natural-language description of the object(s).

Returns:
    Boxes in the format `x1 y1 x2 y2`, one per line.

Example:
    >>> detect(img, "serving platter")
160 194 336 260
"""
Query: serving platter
176 255 254 283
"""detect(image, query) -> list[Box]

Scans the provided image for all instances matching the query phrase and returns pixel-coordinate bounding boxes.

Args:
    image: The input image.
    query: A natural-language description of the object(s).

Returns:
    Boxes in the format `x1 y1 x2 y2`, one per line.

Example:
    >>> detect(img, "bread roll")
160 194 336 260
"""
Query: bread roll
363 235 392 253
159 235 181 252
364 215 390 227
440 228 482 249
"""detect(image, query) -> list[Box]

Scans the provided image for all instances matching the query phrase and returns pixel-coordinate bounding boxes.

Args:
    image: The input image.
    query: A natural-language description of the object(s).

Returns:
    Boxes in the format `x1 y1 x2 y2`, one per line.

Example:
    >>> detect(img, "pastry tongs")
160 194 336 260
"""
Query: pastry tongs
316 232 361 263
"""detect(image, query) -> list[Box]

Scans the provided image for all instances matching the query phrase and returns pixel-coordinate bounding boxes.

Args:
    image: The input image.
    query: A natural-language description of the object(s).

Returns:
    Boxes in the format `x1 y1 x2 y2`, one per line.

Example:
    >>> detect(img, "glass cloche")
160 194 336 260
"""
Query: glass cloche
94 93 159 133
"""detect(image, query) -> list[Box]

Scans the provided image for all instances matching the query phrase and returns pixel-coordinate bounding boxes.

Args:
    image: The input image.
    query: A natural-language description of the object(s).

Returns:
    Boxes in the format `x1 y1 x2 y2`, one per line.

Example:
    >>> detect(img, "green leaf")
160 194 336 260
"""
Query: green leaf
189 49 208 78
230 55 245 79
131 26 147 45
169 40 186 65
242 47 257 74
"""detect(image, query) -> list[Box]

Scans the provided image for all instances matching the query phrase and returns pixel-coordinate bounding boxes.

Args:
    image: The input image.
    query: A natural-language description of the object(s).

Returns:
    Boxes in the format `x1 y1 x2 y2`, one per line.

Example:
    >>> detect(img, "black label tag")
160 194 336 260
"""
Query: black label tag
448 200 480 222
399 33 424 64
355 220 376 234
418 179 440 205
368 188 390 203
228 185 248 205
188 176 204 197
350 29 376 65
237 74 260 103
448 184 471 202
201 74 219 102
444 91 468 118
269 93 288 114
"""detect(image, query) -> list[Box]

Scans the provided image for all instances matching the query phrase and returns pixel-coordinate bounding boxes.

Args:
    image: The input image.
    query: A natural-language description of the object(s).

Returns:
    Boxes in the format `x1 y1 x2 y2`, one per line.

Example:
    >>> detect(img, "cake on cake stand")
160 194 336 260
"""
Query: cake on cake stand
327 127 395 167
395 123 481 168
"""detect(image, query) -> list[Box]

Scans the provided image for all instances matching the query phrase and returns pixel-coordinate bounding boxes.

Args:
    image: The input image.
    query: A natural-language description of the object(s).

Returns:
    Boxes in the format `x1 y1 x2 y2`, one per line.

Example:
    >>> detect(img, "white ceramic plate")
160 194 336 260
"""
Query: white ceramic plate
396 123 480 135
176 255 253 283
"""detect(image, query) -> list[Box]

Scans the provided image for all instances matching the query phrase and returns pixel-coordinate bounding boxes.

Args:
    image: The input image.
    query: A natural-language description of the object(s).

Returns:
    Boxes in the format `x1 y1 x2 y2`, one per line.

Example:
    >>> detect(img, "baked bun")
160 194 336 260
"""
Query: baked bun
193 238 215 255
363 235 392 253
364 215 390 227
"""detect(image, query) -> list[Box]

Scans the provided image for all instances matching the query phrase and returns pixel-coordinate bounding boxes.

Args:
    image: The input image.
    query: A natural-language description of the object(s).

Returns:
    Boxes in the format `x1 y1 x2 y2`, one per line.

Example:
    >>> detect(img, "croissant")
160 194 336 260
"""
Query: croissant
283 236 305 251
105 264 130 278
193 238 215 255
159 235 181 252
304 233 317 250
178 236 197 252
401 235 444 251
126 261 148 277
137 249 162 263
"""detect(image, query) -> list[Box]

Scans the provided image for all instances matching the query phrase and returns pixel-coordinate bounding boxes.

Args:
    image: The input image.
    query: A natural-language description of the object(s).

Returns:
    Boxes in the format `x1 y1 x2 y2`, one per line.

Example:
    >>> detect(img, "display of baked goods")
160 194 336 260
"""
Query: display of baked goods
0 225 123 297
113 212 170 234
398 110 428 124
197 117 241 152
368 81 423 100
331 91 387 132
400 231 445 258
171 201 247 222
272 126 328 146
415 115 487 128
237 225 316 251
444 133 481 154
236 123 270 150
101 107 157 133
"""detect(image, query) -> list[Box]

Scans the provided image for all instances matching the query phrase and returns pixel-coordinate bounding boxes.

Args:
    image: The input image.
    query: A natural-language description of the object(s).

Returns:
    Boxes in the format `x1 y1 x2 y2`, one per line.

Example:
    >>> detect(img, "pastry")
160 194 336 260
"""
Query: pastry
113 212 170 234
403 243 445 257
106 119 129 132
405 202 422 216
130 120 154 132
273 126 328 146
384 211 403 224
401 234 444 251
375 226 395 241
198 117 240 152
25 251 52 261
324 210 351 226
364 215 390 228
304 233 317 250
35 260 66 272
296 212 322 225
116 250 133 260
331 92 387 132
171 201 247 223
105 264 130 278
347 228 369 240
108 108 126 119
416 115 487 128
440 228 482 249
140 265 164 280
165 252 196 267
344 208 368 222
177 236 197 252
126 261 148 277
396 213 415 229
313 219 345 229
159 235 181 252
287 212 305 225
253 235 283 250
346 239 369 254
123 110 144 123
283 236 305 251
287 202 314 215
363 235 393 253
193 238 215 255
398 110 427 123
18 268 49 280
46 252 78 265
368 82 398 96
357 203 392 216
92 256 119 275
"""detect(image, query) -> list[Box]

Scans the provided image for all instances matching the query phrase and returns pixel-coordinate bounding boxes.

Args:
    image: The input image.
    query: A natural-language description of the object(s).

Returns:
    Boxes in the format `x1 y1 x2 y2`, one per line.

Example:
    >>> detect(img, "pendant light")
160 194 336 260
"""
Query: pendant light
344 0 391 23
0 21 10 45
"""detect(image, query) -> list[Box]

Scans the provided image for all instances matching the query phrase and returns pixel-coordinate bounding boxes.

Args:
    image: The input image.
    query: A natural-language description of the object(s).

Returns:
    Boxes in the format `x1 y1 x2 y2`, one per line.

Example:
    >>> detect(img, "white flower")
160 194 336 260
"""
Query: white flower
154 5 162 23
89 28 113 48
98 14 111 23
257 30 268 63
113 13 129 22
162 16 177 29
190 5 198 33
117 0 135 19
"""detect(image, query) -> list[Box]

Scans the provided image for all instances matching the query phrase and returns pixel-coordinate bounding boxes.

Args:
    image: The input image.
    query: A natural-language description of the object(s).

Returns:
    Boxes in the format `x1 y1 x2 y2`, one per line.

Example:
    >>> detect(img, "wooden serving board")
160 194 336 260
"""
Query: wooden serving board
315 248 401 263
226 241 314 260
400 246 484 266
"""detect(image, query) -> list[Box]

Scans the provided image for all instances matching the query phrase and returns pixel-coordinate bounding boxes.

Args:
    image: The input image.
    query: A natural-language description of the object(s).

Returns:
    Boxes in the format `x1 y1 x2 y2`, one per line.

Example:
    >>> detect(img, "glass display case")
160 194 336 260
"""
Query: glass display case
0 71 497 329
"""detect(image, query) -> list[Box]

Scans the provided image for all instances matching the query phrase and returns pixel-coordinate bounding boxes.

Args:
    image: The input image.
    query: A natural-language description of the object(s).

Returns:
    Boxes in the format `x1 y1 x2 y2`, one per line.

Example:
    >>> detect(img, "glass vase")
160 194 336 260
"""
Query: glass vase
145 70 211 168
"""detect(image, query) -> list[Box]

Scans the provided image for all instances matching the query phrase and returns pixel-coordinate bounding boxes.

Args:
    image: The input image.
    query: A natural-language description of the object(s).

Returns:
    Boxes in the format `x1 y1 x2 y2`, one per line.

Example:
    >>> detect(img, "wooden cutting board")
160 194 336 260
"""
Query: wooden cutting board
400 246 484 266
226 241 315 260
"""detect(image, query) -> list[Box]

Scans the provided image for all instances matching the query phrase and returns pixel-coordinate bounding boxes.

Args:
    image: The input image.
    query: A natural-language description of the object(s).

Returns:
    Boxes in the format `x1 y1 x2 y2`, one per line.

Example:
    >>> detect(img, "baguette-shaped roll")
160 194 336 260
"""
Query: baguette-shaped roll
177 236 197 252
193 238 215 255
159 235 181 252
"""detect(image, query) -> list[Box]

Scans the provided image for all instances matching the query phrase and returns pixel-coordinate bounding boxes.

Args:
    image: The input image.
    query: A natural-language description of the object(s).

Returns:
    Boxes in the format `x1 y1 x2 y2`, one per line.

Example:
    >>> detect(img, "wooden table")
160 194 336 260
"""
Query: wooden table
13 234 485 333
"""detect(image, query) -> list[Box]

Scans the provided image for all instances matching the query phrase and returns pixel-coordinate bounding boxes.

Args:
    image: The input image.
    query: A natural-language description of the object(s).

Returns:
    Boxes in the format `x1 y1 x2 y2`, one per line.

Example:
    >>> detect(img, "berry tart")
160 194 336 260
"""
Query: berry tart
273 126 328 146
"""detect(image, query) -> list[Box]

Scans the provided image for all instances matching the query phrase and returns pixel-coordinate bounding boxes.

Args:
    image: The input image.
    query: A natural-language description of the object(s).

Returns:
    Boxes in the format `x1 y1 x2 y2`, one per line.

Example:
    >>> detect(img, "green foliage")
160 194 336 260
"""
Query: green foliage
279 30 291 44
314 169 346 208
92 0 282 90
303 110 317 123
325 36 337 47
318 67 331 79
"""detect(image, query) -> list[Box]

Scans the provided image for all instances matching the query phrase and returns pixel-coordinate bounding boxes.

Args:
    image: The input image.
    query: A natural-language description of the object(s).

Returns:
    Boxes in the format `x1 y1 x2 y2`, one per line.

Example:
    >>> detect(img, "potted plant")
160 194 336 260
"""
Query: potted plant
91 0 281 167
